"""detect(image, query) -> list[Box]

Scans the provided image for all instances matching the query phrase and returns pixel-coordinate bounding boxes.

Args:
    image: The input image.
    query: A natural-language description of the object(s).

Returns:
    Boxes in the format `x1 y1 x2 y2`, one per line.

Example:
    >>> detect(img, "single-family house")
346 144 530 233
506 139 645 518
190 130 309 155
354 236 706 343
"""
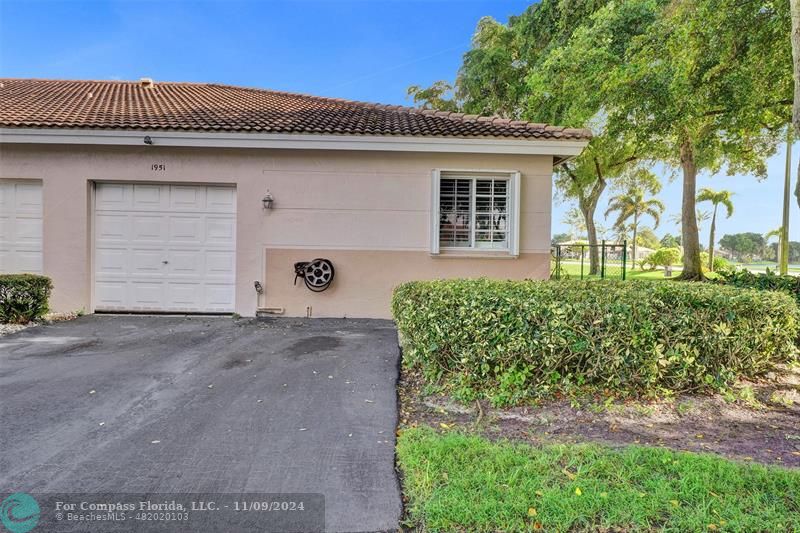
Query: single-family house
0 78 590 318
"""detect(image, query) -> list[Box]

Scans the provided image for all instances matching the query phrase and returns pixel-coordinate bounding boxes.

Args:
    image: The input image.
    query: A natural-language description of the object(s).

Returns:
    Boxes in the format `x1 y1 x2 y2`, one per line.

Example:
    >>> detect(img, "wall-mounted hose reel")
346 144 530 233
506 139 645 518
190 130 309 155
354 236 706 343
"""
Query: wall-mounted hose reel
294 258 335 292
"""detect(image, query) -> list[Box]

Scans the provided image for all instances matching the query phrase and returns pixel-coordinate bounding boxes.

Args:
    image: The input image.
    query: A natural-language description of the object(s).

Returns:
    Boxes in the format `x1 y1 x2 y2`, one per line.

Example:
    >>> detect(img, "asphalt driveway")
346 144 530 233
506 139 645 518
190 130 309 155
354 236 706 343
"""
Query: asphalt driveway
0 316 402 532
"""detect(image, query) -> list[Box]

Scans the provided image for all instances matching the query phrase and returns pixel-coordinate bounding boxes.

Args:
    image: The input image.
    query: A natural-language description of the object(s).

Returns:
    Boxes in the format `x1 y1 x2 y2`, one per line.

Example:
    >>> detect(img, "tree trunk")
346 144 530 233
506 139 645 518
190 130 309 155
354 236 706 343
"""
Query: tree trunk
708 205 717 272
782 136 792 275
791 0 800 208
631 217 638 271
678 139 704 280
578 176 606 275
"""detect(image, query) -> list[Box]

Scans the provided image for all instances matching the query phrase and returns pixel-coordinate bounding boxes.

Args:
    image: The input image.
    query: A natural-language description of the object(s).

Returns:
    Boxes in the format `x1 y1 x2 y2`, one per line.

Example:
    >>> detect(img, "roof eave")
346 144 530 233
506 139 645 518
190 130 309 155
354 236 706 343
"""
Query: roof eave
0 127 590 157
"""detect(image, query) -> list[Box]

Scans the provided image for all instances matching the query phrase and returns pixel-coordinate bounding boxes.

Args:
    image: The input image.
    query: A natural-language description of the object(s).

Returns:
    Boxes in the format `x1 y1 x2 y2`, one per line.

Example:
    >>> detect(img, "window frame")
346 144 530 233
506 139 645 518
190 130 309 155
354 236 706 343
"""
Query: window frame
430 169 521 257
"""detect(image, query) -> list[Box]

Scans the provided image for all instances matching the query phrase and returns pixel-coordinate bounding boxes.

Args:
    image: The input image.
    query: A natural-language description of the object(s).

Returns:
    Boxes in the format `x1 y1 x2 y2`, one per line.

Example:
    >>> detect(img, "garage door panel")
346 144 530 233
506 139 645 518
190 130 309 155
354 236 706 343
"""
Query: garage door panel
94 183 236 312
166 283 203 309
95 183 131 210
167 250 204 276
131 215 168 242
95 248 127 275
96 213 131 241
131 249 166 275
170 186 205 210
132 184 166 209
14 217 43 243
14 184 43 211
131 282 166 307
94 281 128 308
0 218 10 244
169 216 203 243
0 180 43 274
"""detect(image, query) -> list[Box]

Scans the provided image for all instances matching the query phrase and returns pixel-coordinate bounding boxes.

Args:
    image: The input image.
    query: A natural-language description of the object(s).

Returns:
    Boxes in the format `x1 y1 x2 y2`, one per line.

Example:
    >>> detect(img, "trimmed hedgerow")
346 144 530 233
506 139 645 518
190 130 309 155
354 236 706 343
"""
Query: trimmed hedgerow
715 268 800 306
0 274 53 324
392 279 800 406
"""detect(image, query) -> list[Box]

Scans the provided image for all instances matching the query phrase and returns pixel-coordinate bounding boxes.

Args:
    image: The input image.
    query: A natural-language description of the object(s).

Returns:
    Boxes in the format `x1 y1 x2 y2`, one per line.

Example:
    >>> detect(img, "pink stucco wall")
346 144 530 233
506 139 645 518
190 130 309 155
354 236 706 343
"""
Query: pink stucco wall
0 143 554 317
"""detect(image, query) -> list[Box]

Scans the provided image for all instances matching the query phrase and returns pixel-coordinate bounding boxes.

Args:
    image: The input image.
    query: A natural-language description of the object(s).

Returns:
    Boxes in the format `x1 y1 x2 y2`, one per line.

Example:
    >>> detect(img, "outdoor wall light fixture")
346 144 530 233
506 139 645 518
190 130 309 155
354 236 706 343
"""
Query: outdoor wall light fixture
262 191 274 210
143 135 153 145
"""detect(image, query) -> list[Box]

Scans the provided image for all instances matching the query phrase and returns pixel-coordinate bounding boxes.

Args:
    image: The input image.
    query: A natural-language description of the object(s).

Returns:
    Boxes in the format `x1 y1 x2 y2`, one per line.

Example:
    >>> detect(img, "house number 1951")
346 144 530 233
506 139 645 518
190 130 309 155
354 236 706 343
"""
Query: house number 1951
151 163 167 171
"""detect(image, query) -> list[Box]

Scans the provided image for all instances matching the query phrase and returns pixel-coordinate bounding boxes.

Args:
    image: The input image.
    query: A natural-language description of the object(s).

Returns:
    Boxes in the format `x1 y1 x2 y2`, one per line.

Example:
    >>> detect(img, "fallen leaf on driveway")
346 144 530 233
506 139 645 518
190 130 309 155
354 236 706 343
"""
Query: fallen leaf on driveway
365 399 374 403
207 384 214 389
151 440 160 444
89 390 96 395
299 428 307 431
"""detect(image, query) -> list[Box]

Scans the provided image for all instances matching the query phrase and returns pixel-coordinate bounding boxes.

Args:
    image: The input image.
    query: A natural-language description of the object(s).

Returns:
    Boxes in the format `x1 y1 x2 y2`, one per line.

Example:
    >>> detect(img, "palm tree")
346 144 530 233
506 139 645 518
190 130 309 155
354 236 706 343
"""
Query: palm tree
605 188 665 269
765 227 783 263
696 188 734 272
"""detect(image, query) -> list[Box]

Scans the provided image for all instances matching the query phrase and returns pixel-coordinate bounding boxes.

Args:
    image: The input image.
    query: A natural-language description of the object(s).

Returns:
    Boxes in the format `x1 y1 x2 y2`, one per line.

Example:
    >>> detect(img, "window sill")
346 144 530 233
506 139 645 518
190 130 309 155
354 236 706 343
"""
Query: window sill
433 250 518 259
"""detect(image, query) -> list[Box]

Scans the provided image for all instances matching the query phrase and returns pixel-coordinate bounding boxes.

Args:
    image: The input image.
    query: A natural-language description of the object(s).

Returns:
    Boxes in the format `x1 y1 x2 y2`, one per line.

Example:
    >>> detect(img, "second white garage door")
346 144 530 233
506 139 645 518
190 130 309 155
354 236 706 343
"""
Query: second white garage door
0 180 43 274
94 183 236 312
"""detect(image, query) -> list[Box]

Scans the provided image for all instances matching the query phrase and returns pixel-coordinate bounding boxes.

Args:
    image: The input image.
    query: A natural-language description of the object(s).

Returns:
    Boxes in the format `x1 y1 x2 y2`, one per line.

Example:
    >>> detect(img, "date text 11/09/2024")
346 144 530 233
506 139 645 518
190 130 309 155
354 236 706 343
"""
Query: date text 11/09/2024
53 500 308 512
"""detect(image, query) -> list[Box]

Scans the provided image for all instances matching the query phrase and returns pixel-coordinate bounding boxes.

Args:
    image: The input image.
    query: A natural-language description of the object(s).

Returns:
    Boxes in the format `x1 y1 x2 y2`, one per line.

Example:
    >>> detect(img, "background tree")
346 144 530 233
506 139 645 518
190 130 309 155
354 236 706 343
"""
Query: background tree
696 188 734 272
552 233 572 245
765 227 783 263
563 207 587 240
556 136 636 273
605 171 664 269
408 0 652 275
604 0 791 280
791 0 800 207
719 233 767 262
636 227 661 250
660 233 681 248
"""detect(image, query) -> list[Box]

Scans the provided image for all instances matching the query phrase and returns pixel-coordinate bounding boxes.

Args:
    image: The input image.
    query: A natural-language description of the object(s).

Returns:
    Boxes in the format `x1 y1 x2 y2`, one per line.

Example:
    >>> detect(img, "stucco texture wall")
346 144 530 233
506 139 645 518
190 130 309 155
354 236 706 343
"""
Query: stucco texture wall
0 144 553 318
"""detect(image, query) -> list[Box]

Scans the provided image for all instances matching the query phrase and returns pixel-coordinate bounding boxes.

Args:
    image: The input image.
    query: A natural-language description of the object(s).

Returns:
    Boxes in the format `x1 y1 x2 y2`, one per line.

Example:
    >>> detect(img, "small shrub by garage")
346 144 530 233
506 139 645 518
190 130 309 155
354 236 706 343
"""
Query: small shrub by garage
391 279 800 406
0 274 53 324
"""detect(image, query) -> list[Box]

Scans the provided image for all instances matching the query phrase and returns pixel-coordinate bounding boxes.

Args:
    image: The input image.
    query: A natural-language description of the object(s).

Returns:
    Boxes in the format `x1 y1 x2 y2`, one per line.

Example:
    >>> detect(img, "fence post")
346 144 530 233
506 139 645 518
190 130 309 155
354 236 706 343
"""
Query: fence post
622 240 627 281
601 240 606 279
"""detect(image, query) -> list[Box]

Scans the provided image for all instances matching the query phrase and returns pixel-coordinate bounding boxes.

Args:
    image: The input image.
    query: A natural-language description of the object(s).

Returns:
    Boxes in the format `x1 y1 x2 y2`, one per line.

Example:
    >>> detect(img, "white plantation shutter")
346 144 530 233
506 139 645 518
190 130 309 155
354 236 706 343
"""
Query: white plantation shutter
431 170 520 255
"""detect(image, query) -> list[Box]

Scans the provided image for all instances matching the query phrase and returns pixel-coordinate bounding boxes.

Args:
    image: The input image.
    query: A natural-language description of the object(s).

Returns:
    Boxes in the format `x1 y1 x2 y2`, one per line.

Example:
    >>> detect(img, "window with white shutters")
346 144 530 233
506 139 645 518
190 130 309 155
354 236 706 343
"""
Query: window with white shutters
432 171 520 255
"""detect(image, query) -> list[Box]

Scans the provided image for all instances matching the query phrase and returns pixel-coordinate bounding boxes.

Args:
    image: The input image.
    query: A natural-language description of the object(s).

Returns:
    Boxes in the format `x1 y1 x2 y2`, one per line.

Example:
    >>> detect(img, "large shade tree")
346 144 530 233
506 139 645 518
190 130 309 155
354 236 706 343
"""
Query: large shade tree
408 0 655 275
604 0 791 280
696 188 734 272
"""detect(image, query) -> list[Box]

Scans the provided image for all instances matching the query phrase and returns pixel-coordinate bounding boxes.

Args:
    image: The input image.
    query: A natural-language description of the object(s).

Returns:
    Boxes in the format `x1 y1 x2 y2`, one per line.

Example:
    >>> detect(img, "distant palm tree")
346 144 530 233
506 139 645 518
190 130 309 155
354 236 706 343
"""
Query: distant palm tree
605 188 665 269
697 188 734 271
765 227 783 263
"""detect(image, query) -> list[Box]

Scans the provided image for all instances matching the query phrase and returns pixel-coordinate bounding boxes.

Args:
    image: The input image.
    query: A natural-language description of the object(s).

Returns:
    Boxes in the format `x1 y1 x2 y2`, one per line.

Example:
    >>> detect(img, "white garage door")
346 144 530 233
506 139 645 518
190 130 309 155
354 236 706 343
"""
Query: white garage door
94 183 236 312
0 180 43 274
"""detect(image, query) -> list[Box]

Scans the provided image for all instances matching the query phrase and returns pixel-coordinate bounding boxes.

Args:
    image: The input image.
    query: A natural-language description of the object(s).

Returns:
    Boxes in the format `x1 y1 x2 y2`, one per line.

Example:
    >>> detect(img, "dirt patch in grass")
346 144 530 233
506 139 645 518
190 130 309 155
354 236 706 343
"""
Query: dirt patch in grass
399 366 800 468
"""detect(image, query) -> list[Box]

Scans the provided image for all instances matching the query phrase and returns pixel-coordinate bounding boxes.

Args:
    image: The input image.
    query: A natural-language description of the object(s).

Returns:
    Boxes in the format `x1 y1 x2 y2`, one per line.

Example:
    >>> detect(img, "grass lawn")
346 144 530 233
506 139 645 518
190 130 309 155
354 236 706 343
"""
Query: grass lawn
555 262 720 281
397 427 800 532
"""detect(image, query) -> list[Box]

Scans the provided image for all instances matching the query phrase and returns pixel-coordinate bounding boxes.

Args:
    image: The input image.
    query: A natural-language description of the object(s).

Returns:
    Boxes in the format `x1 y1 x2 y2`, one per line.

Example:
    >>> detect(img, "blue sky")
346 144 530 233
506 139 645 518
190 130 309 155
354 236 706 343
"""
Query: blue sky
1 0 795 243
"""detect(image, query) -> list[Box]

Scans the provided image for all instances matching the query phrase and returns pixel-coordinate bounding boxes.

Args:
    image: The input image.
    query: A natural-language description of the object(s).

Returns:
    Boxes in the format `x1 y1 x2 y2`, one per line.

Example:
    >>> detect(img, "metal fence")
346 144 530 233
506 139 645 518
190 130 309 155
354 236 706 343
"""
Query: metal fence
550 241 628 280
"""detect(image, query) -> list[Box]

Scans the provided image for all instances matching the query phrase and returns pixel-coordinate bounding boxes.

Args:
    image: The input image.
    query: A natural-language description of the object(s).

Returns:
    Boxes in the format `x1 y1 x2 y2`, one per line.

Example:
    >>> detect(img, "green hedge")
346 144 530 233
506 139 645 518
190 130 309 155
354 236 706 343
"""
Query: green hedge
0 274 53 324
715 268 800 305
392 279 800 406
